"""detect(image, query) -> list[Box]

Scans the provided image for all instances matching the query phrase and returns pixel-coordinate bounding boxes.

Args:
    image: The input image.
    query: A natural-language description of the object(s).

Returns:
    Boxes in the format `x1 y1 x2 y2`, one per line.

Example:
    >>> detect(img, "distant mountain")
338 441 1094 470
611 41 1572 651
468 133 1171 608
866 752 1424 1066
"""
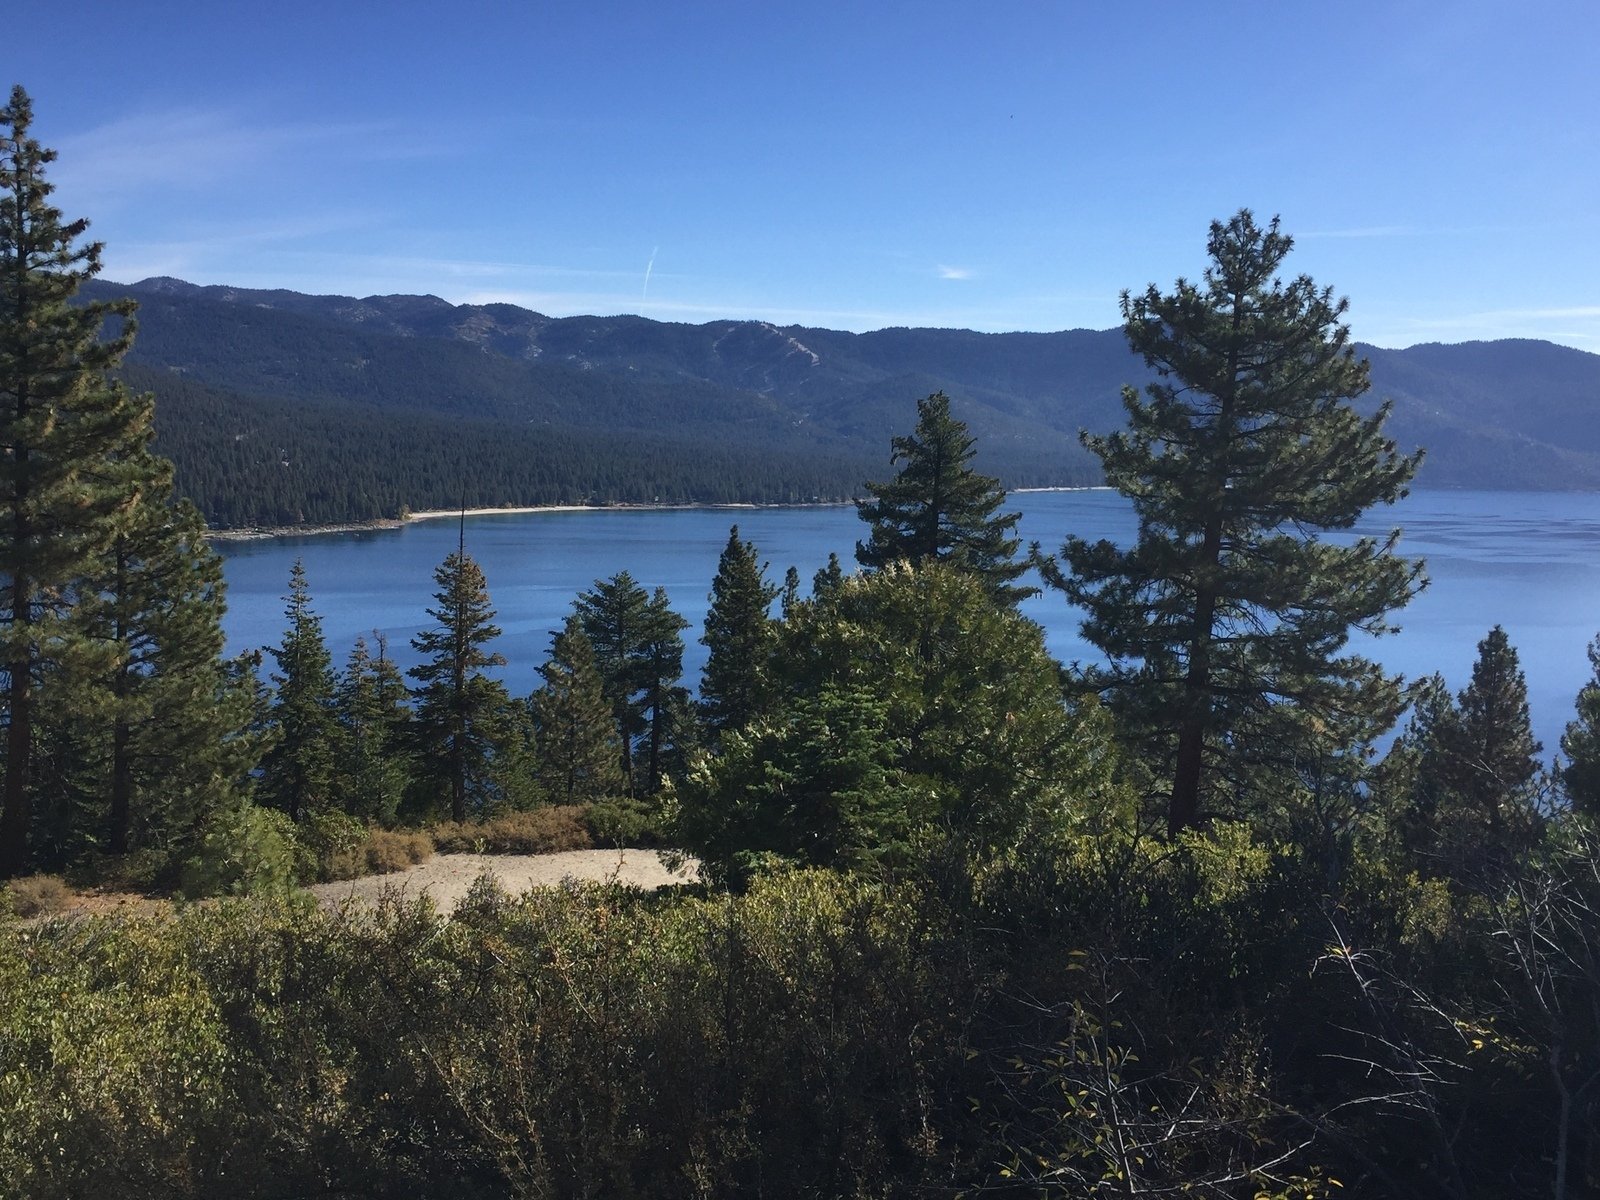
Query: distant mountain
80 278 1600 527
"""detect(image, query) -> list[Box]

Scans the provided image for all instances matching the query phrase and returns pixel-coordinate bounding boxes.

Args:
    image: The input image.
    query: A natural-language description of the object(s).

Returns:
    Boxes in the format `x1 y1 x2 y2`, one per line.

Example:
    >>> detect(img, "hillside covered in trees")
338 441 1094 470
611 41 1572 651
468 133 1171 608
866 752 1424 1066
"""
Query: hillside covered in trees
7 87 1600 1199
76 273 1600 528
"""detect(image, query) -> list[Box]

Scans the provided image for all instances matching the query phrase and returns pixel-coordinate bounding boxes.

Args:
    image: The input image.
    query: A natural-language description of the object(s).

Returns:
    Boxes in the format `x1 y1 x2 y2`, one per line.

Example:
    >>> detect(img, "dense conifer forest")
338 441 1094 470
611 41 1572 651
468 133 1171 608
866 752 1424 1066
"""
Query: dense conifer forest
5 88 1600 1199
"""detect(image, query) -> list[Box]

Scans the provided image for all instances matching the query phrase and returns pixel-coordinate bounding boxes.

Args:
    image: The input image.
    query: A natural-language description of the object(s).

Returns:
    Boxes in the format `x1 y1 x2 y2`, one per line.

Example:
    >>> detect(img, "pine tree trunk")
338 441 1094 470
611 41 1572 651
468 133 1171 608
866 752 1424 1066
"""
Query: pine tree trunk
109 719 132 855
0 642 30 876
0 553 30 876
1169 529 1222 837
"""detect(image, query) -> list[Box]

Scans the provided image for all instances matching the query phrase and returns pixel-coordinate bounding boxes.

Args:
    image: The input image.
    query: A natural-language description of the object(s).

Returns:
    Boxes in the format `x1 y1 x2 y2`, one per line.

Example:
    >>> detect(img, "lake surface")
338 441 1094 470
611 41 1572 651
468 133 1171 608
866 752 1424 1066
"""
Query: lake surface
216 489 1600 757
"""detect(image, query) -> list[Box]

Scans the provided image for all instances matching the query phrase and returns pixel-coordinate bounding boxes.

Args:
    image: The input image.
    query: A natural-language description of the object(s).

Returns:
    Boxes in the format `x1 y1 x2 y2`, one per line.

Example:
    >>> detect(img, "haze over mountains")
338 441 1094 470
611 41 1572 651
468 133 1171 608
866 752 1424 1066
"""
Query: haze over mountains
83 277 1600 529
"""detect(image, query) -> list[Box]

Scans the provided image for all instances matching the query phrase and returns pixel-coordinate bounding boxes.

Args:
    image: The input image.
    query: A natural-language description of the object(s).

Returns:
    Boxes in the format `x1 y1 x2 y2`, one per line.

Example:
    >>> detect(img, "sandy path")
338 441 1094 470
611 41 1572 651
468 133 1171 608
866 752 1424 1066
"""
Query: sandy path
307 849 696 914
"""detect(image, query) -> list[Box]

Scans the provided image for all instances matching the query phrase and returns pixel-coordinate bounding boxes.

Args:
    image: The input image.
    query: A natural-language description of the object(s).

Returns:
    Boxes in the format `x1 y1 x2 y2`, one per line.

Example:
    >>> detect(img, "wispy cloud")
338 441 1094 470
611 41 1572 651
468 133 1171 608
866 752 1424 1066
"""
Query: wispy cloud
937 264 973 280
51 107 448 204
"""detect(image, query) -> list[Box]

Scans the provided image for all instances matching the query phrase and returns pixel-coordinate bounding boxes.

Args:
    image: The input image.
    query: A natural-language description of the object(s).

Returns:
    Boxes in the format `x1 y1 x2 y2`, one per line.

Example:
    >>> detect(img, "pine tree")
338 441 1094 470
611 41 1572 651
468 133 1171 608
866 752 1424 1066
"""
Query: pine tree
641 587 690 794
854 392 1031 604
334 634 412 825
1047 211 1423 836
811 552 845 599
97 492 259 854
1449 626 1543 845
1560 636 1600 819
0 87 153 873
700 525 779 740
780 567 801 619
531 616 622 804
575 571 654 789
410 551 510 821
262 560 339 822
1394 630 1544 876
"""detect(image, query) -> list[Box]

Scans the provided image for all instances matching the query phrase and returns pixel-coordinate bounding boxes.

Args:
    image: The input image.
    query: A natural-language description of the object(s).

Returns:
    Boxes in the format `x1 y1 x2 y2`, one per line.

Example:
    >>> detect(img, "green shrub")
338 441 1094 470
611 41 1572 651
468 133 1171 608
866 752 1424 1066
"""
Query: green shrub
430 805 593 855
584 795 669 847
288 810 366 883
3 873 75 918
178 803 297 898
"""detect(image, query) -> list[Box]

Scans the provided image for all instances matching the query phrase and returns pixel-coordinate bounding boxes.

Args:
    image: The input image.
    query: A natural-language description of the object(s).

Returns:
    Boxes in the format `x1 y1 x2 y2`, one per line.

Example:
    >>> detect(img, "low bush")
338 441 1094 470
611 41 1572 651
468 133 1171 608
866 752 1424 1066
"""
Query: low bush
4 873 75 918
325 828 435 879
431 805 593 855
585 794 670 847
178 803 297 898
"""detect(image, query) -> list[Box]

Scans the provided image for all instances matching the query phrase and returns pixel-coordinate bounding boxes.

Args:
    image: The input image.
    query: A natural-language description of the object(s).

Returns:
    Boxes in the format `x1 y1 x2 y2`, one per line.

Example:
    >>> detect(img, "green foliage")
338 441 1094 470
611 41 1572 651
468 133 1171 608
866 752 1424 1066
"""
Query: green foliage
261 560 339 822
698 525 780 739
333 633 412 824
676 562 1126 885
1386 629 1545 880
0 88 161 874
1559 634 1600 817
855 391 1033 604
531 616 624 804
408 550 515 821
575 573 691 795
1048 210 1423 836
178 802 297 898
671 684 915 885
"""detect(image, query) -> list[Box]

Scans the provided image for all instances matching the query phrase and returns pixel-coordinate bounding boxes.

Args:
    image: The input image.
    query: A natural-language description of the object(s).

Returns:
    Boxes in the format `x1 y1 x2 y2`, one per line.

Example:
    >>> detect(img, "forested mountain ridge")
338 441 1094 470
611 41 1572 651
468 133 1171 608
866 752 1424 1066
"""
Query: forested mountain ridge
80 278 1600 526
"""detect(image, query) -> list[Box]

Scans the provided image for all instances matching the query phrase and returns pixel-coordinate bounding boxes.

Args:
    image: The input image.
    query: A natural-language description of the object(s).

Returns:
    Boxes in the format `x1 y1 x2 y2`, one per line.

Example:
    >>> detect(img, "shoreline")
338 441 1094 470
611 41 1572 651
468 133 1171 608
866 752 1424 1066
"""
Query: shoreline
205 499 858 543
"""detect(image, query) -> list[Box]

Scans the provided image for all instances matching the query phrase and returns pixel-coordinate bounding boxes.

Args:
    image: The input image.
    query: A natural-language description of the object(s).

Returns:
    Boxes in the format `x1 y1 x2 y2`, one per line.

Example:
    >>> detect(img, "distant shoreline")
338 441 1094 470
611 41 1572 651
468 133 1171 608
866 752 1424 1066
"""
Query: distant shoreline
204 499 859 543
204 487 1114 543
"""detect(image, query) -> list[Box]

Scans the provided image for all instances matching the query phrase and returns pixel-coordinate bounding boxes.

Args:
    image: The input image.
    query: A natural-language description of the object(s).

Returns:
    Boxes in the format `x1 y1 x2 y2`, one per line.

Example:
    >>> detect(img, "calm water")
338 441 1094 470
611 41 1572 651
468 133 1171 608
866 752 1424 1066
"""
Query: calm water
216 490 1600 755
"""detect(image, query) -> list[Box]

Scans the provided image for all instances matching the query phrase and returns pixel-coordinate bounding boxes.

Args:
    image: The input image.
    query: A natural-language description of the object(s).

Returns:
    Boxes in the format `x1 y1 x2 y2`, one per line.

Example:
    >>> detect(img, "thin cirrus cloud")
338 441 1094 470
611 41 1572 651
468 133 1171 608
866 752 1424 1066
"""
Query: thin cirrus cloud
50 107 447 204
936 264 974 280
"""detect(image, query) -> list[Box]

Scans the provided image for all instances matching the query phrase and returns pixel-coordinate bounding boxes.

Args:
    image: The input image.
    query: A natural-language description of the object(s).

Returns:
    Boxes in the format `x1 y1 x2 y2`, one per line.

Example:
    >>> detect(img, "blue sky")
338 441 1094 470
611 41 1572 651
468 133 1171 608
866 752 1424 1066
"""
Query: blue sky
8 1 1597 348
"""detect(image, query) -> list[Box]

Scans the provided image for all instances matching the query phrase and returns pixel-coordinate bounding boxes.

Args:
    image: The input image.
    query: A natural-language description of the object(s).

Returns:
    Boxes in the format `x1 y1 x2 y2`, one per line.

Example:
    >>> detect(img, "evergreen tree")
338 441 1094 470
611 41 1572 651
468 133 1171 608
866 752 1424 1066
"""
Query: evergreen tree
262 560 338 822
780 566 801 619
1560 636 1600 819
575 571 654 790
0 88 152 873
811 553 845 599
1392 629 1544 876
854 392 1031 604
700 525 779 740
94 491 259 855
531 616 623 804
409 551 511 821
334 634 412 825
641 587 690 794
1046 211 1423 836
1449 626 1543 847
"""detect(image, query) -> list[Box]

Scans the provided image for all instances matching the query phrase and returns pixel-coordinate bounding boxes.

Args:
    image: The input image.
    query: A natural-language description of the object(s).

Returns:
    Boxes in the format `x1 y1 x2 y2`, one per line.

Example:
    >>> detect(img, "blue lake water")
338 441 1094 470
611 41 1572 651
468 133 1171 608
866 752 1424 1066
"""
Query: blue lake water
215 489 1600 757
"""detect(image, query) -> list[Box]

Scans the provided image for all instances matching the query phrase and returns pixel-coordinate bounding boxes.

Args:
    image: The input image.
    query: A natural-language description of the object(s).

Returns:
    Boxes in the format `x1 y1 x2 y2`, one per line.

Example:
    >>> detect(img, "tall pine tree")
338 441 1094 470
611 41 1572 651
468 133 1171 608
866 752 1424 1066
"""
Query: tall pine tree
410 550 511 821
1047 211 1423 836
700 525 779 741
855 392 1031 605
334 634 412 825
0 87 160 872
1560 636 1600 819
531 616 622 804
575 571 654 790
262 560 338 822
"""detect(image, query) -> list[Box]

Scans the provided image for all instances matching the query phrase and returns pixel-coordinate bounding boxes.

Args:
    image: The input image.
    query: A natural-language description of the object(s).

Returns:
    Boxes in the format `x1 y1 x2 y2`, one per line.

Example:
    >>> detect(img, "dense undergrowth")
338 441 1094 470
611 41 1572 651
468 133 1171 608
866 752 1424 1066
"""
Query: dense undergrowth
4 819 1596 1199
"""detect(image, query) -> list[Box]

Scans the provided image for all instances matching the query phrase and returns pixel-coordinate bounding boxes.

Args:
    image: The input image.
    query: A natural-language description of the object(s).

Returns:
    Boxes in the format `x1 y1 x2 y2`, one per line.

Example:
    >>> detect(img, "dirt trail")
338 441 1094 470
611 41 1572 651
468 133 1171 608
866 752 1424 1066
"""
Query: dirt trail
307 848 695 914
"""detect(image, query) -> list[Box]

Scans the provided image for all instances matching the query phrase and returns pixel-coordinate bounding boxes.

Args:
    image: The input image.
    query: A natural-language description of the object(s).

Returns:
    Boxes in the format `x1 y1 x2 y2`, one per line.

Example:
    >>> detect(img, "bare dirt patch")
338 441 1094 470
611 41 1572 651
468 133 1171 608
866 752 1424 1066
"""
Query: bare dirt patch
307 848 695 914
